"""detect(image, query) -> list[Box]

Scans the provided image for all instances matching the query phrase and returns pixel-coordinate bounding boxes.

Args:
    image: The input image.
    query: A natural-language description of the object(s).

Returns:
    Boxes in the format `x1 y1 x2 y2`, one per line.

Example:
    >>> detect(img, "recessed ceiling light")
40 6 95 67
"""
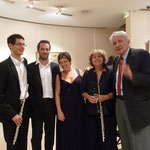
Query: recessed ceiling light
81 10 89 14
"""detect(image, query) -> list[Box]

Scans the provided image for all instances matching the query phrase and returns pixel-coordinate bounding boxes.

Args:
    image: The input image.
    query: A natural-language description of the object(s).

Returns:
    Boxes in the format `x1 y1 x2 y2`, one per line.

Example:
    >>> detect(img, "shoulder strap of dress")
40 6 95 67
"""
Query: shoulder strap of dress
58 71 62 80
75 69 80 75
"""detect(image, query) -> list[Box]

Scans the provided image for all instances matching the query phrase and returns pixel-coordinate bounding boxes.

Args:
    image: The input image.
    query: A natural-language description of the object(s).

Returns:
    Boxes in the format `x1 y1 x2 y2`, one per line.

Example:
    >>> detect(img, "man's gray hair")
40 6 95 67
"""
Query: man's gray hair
109 31 128 44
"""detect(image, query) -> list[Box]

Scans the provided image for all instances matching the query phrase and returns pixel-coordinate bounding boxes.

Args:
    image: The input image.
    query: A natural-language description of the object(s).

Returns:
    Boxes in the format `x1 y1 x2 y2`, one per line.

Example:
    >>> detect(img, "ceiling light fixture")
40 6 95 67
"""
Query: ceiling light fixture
56 7 62 15
26 0 46 12
28 1 34 8
81 10 89 14
55 7 73 16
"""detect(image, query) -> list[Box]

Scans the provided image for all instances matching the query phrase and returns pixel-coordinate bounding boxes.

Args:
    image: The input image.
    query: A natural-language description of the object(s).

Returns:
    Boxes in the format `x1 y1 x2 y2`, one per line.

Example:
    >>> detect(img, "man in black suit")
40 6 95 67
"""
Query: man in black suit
0 34 29 150
28 40 60 150
110 31 150 150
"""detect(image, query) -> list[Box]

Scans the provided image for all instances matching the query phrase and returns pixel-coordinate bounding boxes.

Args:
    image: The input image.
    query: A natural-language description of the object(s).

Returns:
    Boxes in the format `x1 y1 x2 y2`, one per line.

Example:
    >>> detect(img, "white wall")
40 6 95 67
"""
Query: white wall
126 10 150 50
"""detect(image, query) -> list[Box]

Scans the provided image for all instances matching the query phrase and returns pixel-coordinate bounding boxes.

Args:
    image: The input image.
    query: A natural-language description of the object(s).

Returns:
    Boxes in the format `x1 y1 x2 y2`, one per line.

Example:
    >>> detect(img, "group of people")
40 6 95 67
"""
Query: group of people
0 30 150 150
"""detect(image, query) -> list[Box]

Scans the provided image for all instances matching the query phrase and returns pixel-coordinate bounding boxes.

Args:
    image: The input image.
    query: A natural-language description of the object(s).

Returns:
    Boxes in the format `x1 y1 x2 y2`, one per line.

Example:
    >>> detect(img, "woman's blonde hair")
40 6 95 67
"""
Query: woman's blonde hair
89 49 107 67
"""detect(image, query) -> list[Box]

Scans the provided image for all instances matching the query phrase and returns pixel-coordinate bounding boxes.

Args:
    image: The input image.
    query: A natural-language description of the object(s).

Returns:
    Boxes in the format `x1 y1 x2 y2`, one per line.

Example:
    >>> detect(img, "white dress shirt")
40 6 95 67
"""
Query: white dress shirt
10 55 28 99
36 59 53 99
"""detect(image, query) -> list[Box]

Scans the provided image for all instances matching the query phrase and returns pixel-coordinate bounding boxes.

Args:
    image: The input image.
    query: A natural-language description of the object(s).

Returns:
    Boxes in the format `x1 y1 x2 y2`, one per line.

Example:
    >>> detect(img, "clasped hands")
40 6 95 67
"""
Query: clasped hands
88 95 107 103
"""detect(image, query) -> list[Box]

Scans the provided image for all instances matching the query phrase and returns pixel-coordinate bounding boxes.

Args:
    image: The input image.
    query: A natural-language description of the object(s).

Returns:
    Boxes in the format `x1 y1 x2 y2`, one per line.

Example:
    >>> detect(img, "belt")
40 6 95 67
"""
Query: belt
116 95 125 100
43 98 53 102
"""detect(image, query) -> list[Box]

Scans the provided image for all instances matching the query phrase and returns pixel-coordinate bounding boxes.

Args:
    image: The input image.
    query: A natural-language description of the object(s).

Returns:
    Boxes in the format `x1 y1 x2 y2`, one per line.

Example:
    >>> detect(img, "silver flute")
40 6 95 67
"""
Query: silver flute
13 84 29 145
97 84 105 142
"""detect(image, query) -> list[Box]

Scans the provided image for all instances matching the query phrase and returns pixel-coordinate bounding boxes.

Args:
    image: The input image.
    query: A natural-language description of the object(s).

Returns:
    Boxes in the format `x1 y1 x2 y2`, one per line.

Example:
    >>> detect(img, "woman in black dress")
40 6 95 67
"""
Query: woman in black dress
81 49 118 150
55 52 84 150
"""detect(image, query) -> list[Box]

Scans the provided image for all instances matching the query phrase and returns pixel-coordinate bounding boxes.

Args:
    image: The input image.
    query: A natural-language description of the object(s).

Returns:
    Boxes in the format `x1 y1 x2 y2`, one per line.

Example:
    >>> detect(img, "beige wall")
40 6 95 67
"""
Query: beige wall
126 10 150 50
95 28 117 57
0 17 116 70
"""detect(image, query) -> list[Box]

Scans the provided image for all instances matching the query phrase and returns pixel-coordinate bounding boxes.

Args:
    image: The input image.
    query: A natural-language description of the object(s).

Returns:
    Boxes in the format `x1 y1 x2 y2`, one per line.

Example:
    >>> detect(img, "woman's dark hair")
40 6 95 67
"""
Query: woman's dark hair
58 52 71 63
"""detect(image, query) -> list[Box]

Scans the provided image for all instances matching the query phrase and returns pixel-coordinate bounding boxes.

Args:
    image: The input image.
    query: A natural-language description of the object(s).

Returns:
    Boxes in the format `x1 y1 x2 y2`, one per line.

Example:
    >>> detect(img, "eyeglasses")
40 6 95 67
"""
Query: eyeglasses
14 43 27 47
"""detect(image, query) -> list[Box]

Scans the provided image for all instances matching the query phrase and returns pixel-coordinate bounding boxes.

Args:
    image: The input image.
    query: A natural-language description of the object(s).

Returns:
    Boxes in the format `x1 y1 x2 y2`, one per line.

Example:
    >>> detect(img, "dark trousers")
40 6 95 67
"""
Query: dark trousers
31 99 55 150
84 113 118 150
2 112 29 150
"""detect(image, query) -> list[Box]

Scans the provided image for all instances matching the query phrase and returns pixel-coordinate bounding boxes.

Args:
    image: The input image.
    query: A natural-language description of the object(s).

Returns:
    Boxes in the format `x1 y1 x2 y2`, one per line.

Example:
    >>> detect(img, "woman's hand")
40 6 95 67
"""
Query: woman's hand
98 95 108 102
88 95 98 103
57 110 65 122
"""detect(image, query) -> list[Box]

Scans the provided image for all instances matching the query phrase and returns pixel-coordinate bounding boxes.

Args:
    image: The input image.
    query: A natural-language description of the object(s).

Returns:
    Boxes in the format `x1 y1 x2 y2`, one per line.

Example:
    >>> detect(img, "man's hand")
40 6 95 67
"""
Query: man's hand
123 64 133 80
12 114 23 126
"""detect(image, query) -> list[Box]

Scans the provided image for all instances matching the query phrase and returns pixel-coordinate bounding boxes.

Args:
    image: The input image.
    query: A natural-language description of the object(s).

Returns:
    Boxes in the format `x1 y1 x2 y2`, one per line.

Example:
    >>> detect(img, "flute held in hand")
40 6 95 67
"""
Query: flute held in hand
97 84 105 142
13 84 29 145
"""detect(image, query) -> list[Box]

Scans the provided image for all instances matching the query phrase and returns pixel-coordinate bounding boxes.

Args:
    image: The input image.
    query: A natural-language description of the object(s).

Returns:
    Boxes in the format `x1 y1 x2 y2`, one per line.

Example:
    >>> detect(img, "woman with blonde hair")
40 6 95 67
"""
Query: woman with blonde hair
81 49 117 150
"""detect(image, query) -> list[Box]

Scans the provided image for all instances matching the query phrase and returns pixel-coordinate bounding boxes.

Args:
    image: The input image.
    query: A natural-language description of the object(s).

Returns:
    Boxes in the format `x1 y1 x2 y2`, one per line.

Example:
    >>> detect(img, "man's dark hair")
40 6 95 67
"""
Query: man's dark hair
7 34 24 45
37 40 51 50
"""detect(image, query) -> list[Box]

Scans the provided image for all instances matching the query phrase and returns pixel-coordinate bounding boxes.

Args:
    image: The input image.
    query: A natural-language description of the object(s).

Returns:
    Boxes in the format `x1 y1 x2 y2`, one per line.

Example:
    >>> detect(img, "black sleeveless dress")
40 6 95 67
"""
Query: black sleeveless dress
56 70 85 150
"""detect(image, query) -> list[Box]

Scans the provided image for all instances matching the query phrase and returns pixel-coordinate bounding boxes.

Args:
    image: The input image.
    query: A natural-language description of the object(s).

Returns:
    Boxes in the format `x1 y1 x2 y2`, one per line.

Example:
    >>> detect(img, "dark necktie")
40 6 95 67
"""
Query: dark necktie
117 56 123 95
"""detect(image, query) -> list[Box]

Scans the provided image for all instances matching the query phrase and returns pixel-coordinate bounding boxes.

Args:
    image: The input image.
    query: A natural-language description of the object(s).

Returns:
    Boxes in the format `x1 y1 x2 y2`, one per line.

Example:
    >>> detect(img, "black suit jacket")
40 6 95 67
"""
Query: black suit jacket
0 57 28 122
113 48 150 132
81 68 115 116
28 61 60 117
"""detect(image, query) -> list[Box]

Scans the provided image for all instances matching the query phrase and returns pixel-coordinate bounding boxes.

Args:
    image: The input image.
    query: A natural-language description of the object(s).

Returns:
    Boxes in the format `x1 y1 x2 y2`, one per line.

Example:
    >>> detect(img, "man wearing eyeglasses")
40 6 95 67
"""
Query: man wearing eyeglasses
0 34 29 150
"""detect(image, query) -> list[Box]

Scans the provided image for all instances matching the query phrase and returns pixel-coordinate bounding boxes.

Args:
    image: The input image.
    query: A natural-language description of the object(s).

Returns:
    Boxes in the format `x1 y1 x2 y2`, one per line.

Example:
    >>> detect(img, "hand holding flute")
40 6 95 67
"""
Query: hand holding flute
13 84 29 145
12 114 23 126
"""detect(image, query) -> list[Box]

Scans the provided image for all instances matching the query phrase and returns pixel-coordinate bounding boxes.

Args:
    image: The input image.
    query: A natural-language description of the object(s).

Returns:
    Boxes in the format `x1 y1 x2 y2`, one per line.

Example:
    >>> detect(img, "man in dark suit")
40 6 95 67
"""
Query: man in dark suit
110 31 150 150
0 34 29 150
28 40 60 150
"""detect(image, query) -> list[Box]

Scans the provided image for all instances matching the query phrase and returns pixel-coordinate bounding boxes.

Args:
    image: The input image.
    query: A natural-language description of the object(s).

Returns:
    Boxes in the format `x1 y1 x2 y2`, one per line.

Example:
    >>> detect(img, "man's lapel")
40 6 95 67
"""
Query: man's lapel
50 62 54 82
35 63 42 86
123 48 135 84
8 57 19 82
126 48 135 66
114 56 119 74
23 58 28 68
